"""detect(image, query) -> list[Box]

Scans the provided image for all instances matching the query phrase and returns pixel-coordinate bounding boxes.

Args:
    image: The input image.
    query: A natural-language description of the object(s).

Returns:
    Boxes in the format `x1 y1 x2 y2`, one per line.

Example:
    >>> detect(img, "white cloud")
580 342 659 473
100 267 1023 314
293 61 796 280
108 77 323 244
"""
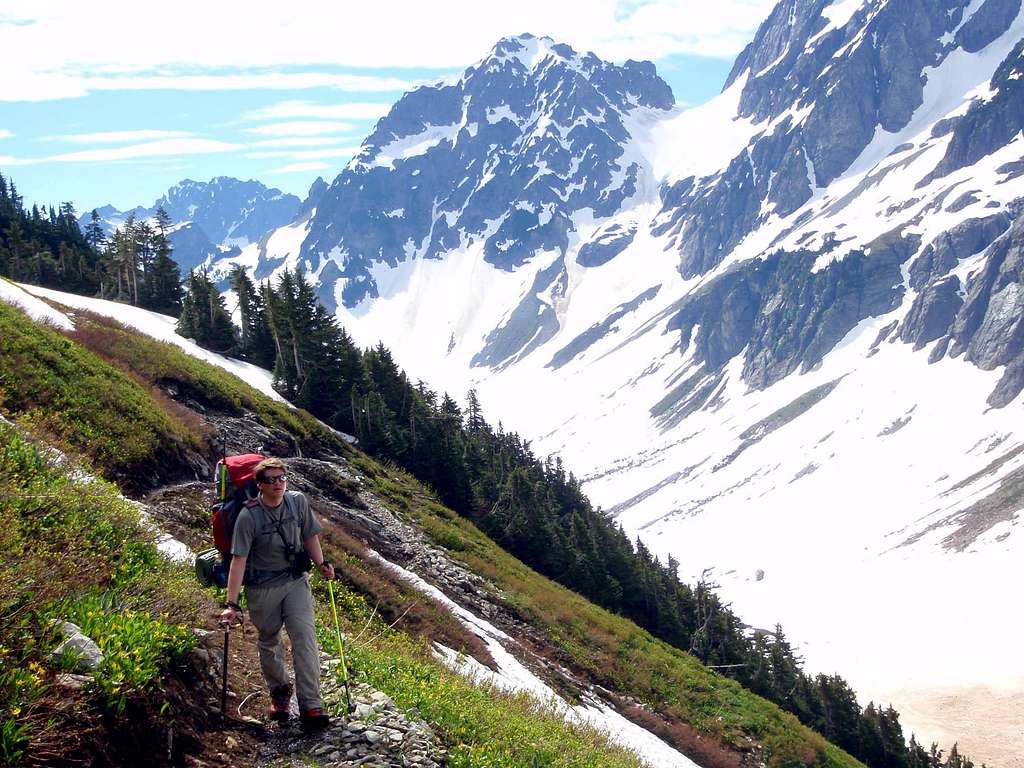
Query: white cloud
244 121 356 137
38 129 192 143
0 72 419 102
247 146 361 160
0 129 12 139
0 1 776 101
241 100 391 121
248 137 358 148
267 161 331 175
1 138 240 165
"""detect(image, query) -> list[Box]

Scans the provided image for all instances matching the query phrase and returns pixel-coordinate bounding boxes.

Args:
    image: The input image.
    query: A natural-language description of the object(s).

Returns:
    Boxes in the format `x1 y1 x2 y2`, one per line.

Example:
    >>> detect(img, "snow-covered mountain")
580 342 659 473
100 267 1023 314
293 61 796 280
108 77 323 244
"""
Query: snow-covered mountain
210 6 1024 762
82 176 304 273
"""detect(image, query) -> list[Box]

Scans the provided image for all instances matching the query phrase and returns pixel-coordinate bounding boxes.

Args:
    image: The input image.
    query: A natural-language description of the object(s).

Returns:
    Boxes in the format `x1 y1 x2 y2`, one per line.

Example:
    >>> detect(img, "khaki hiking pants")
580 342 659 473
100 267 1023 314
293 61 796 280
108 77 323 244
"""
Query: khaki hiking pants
245 575 322 709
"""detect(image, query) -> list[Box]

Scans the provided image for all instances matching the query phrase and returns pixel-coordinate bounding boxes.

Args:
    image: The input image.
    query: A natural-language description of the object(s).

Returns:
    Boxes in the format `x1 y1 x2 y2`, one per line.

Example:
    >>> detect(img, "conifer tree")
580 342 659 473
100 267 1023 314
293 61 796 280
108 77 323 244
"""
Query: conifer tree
176 270 237 352
84 210 106 252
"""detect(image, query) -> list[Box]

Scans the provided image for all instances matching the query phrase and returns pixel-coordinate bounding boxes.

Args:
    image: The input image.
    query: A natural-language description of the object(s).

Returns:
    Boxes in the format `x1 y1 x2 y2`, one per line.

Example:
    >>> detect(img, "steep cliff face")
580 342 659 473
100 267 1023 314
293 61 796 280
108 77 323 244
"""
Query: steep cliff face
657 0 1022 280
946 208 1024 405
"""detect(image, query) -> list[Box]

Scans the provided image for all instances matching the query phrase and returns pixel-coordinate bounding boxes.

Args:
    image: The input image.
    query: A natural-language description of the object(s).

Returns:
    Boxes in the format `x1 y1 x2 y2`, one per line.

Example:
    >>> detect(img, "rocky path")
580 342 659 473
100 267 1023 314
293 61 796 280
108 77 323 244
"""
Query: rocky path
257 672 447 768
189 623 447 768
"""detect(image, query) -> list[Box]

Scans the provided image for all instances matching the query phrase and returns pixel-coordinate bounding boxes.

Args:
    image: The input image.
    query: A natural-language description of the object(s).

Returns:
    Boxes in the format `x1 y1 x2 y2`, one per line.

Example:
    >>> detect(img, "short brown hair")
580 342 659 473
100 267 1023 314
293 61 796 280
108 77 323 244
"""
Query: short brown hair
254 457 286 482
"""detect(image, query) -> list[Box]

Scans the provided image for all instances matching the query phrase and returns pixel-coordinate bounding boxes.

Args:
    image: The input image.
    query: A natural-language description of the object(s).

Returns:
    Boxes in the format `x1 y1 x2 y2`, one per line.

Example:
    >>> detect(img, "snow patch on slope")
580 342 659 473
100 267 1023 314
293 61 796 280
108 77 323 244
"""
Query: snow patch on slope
367 125 463 170
0 279 75 330
17 284 286 403
369 551 699 768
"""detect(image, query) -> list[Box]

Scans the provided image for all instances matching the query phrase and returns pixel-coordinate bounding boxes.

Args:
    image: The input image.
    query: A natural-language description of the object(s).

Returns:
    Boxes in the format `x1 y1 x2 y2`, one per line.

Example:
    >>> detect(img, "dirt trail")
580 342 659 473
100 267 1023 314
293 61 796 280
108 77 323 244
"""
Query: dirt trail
184 613 446 768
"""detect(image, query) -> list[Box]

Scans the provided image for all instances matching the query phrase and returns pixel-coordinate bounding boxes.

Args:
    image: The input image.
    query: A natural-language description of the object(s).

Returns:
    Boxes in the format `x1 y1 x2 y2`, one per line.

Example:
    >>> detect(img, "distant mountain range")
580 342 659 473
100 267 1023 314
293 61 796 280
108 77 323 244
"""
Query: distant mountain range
80 176 308 273
101 3 1024 761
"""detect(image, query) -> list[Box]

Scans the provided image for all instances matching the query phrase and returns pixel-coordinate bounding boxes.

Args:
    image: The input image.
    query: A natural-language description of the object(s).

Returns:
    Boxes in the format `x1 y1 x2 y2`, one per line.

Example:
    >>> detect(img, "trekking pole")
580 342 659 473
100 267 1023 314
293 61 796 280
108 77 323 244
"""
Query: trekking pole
326 580 353 714
220 621 230 720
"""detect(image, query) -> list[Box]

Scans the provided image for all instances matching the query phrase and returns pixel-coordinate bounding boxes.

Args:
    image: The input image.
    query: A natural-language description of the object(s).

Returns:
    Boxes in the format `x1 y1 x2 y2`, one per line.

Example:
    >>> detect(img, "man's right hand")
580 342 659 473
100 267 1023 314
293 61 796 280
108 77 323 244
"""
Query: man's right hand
219 606 242 627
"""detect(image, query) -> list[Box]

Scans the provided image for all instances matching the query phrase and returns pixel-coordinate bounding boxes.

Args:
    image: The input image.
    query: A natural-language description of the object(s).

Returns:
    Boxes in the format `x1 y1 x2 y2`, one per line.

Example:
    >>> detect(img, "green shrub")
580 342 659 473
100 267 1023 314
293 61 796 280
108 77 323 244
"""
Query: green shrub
63 594 194 714
0 301 197 482
0 420 202 758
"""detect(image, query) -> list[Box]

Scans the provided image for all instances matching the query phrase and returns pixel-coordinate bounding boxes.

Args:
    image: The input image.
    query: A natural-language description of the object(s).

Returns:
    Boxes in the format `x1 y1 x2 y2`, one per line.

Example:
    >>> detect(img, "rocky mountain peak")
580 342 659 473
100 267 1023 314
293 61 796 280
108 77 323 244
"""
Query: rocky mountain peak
297 35 673 309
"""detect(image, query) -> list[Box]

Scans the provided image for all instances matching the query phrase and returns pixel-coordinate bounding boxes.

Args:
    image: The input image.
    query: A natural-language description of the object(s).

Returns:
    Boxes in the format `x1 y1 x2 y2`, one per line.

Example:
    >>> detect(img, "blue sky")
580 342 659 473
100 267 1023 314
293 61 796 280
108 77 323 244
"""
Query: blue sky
0 1 774 213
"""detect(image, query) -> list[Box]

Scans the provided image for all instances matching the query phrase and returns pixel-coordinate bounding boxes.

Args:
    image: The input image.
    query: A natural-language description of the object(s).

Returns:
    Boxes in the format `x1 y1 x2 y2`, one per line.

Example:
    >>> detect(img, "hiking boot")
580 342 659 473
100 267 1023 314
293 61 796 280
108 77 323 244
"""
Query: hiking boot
268 684 292 722
299 707 330 729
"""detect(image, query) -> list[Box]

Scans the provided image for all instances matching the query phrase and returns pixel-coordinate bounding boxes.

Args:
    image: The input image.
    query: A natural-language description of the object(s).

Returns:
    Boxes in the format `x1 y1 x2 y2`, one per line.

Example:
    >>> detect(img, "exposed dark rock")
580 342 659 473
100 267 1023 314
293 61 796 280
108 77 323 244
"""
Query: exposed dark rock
931 116 961 137
997 159 1024 182
315 260 344 313
297 176 329 220
872 320 900 349
790 463 819 482
168 223 221 274
472 258 566 369
715 379 841 470
946 191 980 212
989 358 1024 406
955 0 1022 53
666 231 915 390
576 222 637 267
902 445 1024 551
547 285 659 369
900 276 964 349
878 411 914 436
939 212 1024 404
950 216 1024 364
928 334 953 363
650 369 725 432
908 213 1010 290
925 37 1024 183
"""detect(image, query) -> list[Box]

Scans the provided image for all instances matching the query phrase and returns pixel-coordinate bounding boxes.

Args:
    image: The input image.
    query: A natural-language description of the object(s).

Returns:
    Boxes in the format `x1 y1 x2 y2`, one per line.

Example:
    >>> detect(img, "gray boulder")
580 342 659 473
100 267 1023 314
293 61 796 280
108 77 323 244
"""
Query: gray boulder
50 621 104 672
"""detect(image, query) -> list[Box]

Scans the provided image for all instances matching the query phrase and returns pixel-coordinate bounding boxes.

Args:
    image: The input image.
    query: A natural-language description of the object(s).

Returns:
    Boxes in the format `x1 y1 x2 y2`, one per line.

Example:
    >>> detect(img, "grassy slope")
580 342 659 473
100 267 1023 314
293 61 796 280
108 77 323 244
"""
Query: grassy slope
0 296 864 768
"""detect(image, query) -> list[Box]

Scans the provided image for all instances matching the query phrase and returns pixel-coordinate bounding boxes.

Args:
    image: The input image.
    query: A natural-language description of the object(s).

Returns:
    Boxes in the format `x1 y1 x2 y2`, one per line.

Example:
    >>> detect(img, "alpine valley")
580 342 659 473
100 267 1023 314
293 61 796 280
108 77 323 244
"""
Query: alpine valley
87 0 1024 762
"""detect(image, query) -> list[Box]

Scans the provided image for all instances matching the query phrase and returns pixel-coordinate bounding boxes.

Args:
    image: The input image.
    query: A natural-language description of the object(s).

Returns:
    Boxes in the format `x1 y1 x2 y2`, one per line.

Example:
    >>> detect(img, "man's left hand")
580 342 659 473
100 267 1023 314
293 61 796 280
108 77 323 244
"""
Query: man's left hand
318 561 335 581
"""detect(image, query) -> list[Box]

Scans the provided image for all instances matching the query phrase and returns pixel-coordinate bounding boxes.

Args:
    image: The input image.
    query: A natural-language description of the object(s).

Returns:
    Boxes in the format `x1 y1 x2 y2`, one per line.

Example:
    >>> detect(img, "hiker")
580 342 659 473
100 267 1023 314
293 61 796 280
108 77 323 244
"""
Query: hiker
218 458 335 727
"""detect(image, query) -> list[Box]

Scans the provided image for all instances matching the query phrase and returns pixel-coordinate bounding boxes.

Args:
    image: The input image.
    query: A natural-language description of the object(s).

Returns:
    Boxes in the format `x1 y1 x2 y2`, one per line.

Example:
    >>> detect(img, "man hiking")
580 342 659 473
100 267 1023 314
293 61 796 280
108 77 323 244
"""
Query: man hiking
219 458 335 727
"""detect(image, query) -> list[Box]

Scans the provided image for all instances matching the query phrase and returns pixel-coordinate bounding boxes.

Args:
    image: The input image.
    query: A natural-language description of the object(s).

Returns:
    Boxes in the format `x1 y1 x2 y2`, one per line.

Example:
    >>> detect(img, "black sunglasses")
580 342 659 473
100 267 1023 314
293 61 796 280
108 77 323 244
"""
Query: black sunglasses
258 474 288 484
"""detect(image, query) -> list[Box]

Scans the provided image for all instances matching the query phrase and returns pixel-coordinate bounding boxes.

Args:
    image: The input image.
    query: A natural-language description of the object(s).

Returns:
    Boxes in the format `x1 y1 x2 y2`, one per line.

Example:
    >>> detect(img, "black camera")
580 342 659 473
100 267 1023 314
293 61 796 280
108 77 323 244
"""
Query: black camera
289 549 313 576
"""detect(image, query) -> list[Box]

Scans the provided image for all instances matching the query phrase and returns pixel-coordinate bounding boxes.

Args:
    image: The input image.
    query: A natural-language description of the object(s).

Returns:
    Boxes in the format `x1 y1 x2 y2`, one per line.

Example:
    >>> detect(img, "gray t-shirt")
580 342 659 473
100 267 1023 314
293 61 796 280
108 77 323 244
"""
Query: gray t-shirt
231 490 322 587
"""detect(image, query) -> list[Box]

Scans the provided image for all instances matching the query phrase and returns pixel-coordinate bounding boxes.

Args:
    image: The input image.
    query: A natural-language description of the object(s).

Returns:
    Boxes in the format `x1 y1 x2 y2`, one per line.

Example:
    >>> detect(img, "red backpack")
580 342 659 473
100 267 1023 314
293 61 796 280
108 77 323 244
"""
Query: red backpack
195 453 264 588
211 453 265 556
